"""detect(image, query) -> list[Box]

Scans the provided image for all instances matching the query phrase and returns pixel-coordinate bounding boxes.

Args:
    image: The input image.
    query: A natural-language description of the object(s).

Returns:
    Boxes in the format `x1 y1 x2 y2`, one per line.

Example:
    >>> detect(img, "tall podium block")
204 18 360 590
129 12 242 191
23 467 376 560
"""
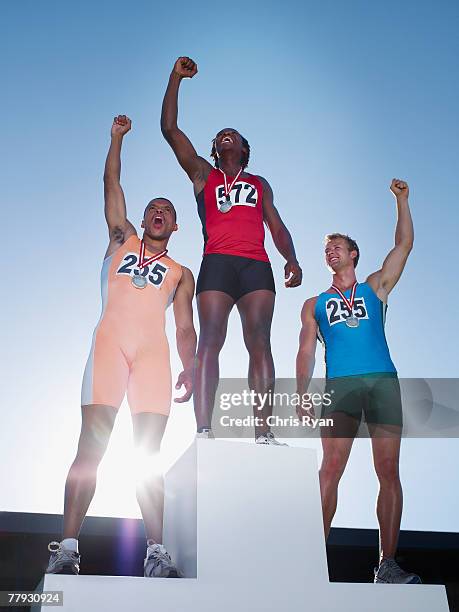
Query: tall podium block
36 440 449 611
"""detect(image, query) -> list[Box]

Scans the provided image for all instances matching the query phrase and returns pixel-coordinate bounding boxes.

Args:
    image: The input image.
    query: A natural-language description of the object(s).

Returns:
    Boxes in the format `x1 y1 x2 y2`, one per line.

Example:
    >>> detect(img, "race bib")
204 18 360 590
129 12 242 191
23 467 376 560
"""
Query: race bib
116 253 169 289
325 297 369 327
215 181 258 211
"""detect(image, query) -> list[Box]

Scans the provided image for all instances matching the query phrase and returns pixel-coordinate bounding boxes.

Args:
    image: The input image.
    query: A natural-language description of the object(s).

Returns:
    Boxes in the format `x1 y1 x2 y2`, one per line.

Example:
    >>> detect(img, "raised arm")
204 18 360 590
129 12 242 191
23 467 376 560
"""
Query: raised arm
258 176 303 287
161 57 212 193
173 267 197 403
296 297 318 417
103 115 136 258
366 179 414 301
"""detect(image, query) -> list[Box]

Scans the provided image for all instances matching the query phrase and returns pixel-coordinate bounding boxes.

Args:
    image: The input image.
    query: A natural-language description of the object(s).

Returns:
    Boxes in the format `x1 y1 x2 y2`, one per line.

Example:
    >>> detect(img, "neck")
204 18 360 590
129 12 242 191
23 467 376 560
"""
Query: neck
218 152 243 176
331 268 357 291
142 232 169 253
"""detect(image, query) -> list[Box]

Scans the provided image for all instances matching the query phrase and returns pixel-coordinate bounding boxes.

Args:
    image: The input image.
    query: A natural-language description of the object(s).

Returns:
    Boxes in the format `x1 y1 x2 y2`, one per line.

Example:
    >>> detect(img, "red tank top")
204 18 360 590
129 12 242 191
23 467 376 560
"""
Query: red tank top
196 168 269 262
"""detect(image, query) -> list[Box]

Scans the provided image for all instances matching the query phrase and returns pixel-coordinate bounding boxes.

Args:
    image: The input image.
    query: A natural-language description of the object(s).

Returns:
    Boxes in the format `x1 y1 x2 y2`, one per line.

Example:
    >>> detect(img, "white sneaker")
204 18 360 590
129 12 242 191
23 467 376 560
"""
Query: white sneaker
46 541 80 575
144 542 181 578
374 558 421 584
195 428 215 439
255 432 288 446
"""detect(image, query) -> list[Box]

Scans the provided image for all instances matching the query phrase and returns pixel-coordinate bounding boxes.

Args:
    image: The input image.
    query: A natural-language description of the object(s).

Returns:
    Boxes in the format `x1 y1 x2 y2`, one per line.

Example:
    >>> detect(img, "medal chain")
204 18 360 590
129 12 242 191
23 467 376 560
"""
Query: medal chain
138 240 168 270
331 281 358 317
220 167 243 200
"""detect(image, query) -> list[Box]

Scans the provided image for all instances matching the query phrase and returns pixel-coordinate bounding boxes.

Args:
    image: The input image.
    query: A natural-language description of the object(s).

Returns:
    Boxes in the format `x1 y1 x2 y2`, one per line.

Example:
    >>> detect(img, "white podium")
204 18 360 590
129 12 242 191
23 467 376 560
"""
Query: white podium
36 440 449 611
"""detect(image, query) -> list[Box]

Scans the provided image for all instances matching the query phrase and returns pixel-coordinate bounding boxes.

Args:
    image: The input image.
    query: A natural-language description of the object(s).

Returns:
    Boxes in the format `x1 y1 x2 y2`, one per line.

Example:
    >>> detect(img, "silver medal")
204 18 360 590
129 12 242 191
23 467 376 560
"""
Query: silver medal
131 274 148 289
346 316 359 328
220 197 232 213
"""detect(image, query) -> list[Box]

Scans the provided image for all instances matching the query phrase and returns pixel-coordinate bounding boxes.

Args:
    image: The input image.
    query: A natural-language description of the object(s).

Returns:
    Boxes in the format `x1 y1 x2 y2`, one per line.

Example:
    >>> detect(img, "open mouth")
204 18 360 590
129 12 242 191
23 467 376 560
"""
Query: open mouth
153 215 164 229
329 257 339 264
221 135 233 144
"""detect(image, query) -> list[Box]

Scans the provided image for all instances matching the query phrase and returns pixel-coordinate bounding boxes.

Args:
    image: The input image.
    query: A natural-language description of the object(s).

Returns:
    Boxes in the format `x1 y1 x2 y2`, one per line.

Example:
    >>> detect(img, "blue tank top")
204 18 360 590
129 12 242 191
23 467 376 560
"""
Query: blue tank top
314 282 396 379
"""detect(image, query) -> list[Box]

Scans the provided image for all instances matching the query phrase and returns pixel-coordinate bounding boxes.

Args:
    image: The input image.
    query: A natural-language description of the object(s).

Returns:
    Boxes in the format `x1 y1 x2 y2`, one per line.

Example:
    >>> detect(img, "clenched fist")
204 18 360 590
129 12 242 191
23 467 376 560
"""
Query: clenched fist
111 115 131 137
390 178 409 199
173 56 198 79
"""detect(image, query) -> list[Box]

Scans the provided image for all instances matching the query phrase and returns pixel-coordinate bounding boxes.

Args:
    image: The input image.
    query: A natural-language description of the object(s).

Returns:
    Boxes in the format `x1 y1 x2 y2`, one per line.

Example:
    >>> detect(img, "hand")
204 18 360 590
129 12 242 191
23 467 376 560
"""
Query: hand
174 369 193 403
390 178 409 199
285 259 302 288
296 403 315 421
111 115 131 137
173 56 198 79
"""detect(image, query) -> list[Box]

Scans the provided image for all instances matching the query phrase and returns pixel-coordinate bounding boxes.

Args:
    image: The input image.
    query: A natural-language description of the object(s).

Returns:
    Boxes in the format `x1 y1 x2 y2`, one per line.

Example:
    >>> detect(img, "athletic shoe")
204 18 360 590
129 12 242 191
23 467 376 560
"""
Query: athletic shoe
374 558 421 584
255 432 288 446
144 542 181 578
46 541 80 575
195 428 215 439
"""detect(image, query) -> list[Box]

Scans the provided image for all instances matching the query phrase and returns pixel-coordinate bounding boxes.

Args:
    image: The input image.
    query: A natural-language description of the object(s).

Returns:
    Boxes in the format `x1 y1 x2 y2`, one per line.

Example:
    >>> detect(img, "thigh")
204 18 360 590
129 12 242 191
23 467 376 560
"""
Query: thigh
197 290 234 340
127 339 172 416
236 289 275 340
77 404 118 455
237 259 275 301
323 377 366 432
320 433 355 471
365 374 403 432
370 431 402 477
196 254 239 301
82 326 129 409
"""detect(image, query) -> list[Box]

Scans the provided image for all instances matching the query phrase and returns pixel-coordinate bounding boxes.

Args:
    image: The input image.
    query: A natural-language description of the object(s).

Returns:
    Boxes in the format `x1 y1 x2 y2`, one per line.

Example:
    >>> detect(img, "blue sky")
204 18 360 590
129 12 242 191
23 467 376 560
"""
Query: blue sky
2 0 458 530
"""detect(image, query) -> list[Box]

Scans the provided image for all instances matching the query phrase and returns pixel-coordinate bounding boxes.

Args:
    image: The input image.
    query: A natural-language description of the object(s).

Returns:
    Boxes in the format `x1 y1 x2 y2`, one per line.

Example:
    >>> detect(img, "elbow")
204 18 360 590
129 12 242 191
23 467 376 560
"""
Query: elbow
161 123 176 140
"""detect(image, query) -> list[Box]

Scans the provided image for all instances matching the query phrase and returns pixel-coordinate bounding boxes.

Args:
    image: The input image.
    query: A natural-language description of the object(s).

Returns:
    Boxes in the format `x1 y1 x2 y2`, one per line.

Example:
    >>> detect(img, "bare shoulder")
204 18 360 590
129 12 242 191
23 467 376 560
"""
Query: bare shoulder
255 175 272 190
365 270 387 302
301 296 319 320
178 265 195 289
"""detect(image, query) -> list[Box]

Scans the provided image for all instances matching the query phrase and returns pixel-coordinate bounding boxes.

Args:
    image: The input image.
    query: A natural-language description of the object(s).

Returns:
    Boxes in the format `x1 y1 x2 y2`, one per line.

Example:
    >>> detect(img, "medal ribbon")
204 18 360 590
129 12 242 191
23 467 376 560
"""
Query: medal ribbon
138 240 168 270
331 281 358 317
220 167 243 199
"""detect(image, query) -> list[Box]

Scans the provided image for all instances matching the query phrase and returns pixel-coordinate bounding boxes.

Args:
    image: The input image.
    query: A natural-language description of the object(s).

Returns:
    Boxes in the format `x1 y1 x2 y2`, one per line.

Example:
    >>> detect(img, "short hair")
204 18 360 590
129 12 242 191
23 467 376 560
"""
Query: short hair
210 134 251 169
325 233 360 268
144 197 177 222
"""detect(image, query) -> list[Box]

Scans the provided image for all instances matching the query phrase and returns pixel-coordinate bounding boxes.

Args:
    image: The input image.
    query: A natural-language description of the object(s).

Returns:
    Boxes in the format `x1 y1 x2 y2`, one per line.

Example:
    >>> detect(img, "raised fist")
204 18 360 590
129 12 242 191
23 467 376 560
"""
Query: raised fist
390 178 409 199
173 56 198 79
111 115 132 137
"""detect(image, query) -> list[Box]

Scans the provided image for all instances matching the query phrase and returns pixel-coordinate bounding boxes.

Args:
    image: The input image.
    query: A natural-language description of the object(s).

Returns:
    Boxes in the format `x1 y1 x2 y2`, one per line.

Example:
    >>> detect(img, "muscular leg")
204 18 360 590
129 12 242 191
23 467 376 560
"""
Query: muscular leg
132 413 168 544
194 291 234 430
237 290 275 438
319 412 359 538
62 404 118 539
369 425 403 561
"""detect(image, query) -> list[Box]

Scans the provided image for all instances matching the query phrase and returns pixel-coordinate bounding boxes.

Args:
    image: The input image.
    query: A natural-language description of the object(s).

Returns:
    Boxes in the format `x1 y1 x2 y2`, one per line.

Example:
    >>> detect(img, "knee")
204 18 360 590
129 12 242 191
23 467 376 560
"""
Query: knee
320 454 347 484
75 431 109 468
375 457 400 484
244 325 271 357
197 326 226 356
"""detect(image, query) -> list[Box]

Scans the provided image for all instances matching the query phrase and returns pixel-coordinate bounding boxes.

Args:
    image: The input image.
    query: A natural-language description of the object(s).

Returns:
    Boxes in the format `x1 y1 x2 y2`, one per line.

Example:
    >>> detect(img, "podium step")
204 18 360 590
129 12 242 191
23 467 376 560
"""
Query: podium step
35 440 449 611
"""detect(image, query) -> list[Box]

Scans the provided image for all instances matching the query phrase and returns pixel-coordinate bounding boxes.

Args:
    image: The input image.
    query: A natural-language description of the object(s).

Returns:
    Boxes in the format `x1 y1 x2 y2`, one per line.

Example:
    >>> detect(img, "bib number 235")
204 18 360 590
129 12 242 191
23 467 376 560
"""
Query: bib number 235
117 254 169 288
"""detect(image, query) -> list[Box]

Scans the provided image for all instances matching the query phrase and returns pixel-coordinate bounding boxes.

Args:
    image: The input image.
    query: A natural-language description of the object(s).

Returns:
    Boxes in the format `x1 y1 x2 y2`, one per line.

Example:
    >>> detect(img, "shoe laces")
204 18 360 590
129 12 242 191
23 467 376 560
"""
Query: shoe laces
47 541 77 561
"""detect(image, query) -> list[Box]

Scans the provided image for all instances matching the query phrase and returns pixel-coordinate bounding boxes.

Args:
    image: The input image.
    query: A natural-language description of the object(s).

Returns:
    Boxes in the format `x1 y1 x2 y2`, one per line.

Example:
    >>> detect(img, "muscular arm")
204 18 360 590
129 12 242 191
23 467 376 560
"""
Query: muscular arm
367 179 414 301
173 267 197 402
296 297 318 396
258 176 303 287
103 115 136 257
161 57 212 193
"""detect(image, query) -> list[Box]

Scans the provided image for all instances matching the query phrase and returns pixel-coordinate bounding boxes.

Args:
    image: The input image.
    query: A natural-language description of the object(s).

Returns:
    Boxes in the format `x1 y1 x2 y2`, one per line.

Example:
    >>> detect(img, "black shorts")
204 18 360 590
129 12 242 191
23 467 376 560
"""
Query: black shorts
196 253 275 302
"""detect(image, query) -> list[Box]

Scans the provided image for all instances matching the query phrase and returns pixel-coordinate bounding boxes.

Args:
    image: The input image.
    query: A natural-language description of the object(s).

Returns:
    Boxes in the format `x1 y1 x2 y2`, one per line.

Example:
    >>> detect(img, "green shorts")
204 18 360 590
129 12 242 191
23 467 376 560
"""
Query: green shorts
322 372 403 428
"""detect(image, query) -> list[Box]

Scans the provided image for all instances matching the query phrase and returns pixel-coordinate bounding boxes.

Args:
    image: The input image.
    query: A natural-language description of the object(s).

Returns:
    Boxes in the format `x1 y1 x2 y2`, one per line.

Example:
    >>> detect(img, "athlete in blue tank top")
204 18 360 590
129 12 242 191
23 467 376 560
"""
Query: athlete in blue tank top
296 179 420 584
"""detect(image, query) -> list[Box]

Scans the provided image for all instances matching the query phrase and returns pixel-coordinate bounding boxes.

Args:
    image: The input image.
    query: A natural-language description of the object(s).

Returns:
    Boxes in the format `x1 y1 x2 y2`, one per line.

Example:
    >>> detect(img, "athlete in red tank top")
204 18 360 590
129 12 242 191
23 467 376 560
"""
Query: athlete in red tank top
161 56 303 445
197 168 269 261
